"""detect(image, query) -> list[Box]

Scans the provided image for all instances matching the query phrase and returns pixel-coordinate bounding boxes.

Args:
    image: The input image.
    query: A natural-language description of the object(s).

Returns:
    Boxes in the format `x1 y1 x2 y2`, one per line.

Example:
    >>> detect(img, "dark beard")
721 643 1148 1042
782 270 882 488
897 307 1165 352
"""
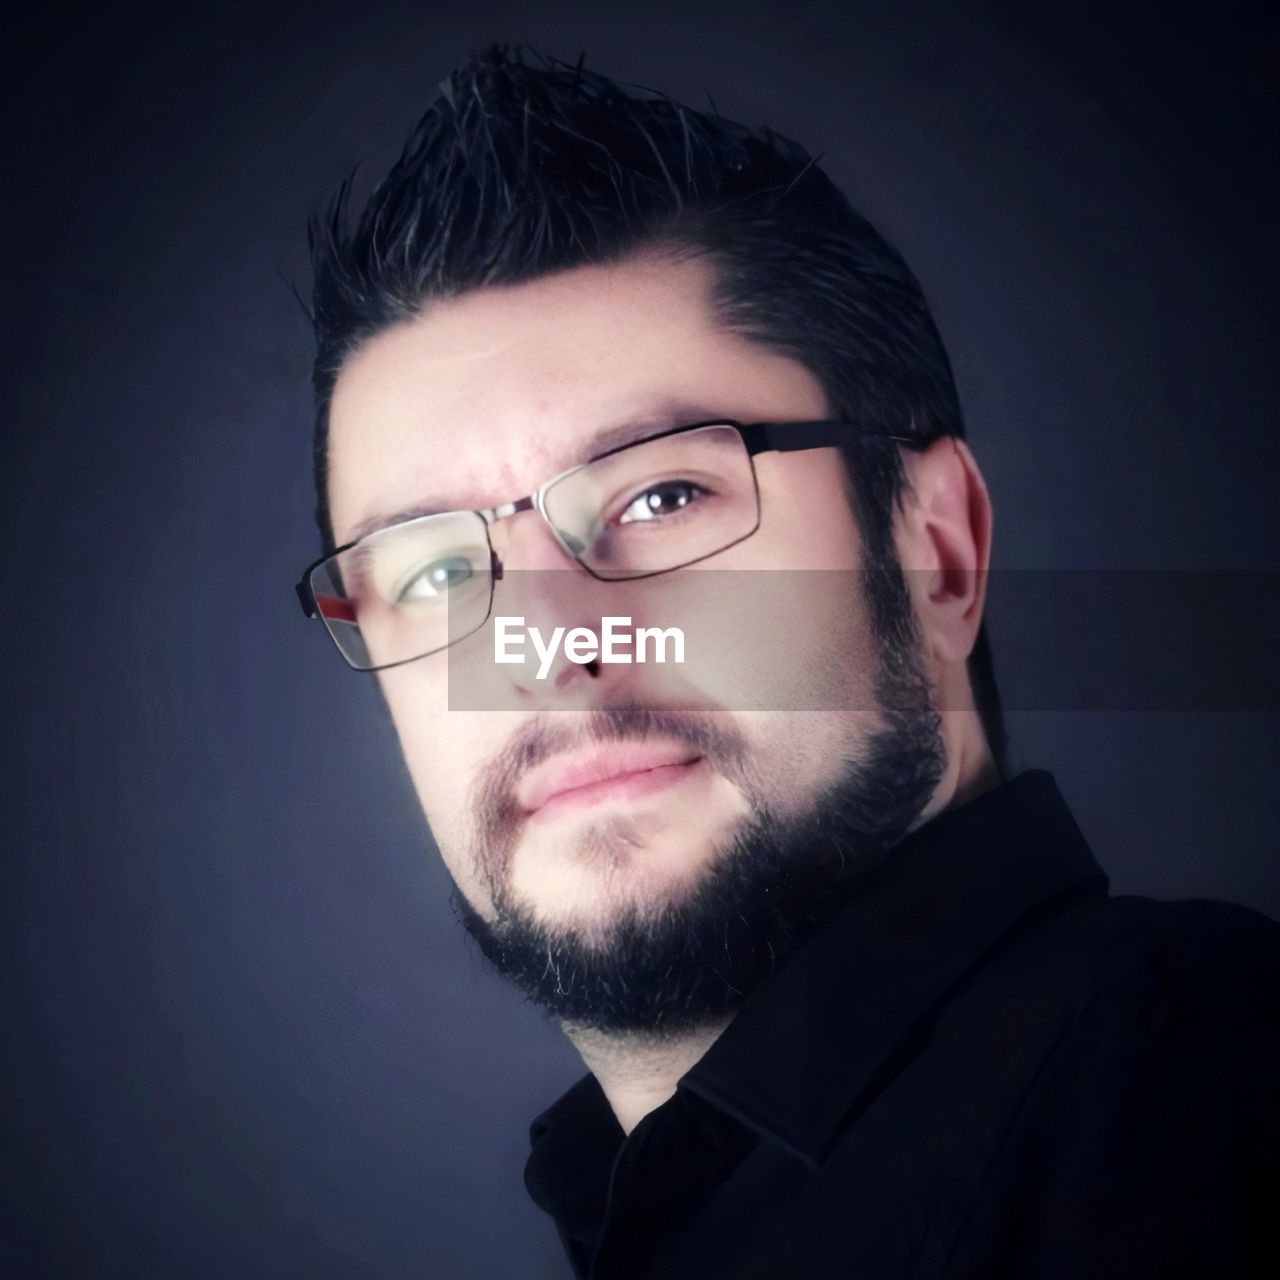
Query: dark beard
451 568 946 1037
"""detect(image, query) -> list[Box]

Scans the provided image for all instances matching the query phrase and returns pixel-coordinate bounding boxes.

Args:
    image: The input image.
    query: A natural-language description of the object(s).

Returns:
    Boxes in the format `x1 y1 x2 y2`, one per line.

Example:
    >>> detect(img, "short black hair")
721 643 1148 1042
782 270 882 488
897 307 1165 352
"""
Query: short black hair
306 43 1008 776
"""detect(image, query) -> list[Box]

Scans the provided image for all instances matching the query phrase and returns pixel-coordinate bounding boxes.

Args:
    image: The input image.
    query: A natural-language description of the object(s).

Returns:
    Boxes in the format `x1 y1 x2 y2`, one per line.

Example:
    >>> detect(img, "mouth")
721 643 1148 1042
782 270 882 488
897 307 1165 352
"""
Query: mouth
518 742 706 821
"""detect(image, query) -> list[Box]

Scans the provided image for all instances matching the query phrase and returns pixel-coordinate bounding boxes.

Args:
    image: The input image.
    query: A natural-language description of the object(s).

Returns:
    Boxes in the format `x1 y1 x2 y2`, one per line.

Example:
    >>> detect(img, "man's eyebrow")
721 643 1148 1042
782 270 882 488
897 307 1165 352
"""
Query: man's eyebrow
343 401 725 546
577 403 724 462
346 497 466 546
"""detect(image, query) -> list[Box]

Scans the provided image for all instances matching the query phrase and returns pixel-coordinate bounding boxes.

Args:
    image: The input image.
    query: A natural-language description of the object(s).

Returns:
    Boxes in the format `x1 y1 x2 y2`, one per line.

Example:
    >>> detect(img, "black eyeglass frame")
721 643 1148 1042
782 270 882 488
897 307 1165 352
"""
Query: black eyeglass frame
294 418 916 669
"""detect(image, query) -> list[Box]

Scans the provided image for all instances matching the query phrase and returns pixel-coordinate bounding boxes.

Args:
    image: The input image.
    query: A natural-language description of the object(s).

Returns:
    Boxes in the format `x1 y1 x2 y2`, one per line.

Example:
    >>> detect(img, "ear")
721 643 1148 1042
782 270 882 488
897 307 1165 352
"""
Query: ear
895 437 993 667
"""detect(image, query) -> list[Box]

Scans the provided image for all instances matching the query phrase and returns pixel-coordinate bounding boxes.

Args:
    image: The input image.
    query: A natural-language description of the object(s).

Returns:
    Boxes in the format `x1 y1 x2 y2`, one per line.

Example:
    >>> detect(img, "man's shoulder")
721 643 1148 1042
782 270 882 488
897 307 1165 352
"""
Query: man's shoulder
1004 888 1280 1079
948 893 1280 1276
1072 892 1280 1003
956 886 1280 1082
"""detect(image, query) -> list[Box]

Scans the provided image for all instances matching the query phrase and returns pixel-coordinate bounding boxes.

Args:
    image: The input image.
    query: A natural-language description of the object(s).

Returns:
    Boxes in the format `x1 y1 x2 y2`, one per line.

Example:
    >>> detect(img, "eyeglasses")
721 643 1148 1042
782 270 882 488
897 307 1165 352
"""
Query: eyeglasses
295 418 913 671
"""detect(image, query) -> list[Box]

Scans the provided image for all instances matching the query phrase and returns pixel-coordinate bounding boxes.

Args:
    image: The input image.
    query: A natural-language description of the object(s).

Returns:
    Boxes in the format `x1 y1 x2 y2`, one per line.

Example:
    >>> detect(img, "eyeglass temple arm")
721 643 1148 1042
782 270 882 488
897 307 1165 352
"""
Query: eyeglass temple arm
738 421 916 455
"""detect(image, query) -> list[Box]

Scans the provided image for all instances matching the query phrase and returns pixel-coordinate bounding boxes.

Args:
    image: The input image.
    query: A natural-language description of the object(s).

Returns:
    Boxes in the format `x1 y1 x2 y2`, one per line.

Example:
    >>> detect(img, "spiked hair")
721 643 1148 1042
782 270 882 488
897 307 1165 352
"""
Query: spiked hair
306 43 1008 774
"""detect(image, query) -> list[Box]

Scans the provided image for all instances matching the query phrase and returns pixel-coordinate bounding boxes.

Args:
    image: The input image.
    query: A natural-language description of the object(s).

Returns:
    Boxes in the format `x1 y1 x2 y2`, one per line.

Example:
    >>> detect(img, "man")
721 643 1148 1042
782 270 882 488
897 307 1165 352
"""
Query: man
294 45 1279 1278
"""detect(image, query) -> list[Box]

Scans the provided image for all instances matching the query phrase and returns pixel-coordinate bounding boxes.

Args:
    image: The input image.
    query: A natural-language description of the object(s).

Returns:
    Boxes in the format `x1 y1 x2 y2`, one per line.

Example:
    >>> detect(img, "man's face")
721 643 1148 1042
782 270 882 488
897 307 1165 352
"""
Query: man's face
326 252 945 1032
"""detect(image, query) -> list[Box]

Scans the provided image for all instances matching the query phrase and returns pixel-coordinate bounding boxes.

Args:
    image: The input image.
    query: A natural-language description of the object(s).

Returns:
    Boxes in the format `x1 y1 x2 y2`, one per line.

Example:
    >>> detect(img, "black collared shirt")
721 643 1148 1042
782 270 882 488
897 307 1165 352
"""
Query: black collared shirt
524 771 1280 1278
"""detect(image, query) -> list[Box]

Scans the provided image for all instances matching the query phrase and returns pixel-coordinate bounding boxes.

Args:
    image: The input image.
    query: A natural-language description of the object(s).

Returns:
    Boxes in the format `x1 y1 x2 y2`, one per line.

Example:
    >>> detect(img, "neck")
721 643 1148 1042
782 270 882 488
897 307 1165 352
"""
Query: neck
563 1017 733 1135
914 674 1003 831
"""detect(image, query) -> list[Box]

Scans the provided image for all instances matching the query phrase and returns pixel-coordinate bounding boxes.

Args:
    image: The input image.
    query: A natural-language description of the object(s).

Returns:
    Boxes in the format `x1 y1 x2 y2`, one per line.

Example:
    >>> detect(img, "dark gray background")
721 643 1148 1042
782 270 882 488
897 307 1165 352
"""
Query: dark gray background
5 1 1278 1276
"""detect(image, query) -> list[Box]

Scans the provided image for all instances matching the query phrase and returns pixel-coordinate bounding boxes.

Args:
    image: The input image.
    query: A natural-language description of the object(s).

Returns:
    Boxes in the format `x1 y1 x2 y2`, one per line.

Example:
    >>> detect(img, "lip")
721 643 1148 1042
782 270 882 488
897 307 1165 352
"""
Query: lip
518 741 705 818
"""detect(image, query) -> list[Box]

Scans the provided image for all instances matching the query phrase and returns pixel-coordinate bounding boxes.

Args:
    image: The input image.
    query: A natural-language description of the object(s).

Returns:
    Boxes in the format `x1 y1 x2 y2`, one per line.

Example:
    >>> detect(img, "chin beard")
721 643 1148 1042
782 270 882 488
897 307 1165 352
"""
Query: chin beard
450 586 947 1037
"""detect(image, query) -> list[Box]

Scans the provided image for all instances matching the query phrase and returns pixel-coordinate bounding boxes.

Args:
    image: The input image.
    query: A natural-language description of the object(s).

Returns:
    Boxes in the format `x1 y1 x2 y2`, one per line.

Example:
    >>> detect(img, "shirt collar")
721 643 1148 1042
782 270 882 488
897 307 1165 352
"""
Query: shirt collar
525 769 1108 1212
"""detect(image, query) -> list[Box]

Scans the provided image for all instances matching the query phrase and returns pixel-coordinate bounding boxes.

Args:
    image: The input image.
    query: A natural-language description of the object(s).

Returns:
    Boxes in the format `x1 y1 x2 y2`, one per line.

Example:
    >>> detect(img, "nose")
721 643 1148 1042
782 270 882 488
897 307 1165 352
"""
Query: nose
489 511 614 698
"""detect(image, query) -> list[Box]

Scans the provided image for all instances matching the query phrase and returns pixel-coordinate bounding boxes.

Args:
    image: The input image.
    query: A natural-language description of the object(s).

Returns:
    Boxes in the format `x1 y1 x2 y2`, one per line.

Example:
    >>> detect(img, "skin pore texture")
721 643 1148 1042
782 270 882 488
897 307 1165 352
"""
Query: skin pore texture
326 251 999 1135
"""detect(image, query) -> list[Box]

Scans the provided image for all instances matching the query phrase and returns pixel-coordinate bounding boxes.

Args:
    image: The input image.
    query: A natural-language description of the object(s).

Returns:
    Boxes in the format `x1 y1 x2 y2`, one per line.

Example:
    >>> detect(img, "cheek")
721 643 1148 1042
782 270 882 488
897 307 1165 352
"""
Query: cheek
377 684 517 911
695 460 877 712
753 454 864 570
376 670 484 830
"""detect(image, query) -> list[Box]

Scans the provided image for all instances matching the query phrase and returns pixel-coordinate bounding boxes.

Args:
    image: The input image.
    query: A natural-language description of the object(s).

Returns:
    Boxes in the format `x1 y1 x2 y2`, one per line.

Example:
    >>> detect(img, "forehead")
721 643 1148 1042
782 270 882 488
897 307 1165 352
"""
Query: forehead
325 252 826 545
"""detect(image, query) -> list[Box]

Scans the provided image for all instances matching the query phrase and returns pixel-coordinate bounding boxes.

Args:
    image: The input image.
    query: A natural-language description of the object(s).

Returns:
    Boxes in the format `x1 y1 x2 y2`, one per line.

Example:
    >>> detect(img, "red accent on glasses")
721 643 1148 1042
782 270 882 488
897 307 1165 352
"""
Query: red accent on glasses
315 593 357 624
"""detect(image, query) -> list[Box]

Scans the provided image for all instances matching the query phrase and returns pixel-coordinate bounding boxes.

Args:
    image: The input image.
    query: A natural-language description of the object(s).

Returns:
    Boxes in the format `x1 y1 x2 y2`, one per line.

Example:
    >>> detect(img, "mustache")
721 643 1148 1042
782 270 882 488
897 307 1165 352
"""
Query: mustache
469 703 753 891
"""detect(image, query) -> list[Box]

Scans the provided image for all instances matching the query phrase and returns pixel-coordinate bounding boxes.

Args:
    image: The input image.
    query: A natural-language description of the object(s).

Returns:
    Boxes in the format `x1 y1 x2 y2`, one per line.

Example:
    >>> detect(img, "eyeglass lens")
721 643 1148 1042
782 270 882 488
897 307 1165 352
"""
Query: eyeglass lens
309 424 760 669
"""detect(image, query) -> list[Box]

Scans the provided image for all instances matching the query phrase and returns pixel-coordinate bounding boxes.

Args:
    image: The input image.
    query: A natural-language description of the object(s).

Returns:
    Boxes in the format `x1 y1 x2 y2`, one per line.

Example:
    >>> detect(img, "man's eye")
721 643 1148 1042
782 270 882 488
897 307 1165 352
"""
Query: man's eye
617 481 708 525
398 556 475 602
